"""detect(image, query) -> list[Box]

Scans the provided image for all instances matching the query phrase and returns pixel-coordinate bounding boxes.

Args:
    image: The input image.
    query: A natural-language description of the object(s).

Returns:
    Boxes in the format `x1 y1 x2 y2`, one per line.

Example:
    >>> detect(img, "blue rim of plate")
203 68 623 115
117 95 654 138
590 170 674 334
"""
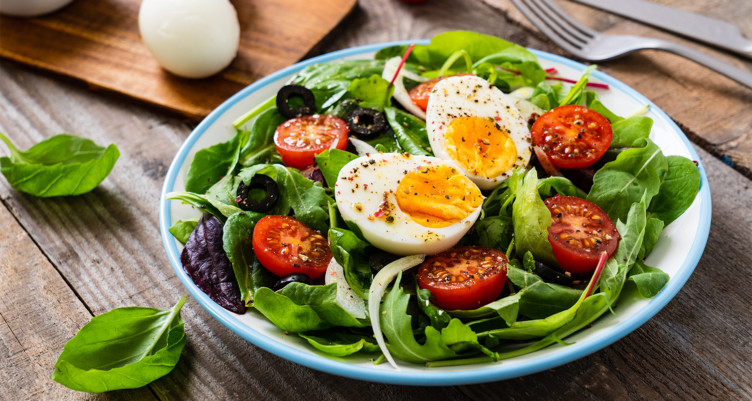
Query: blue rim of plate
159 40 711 386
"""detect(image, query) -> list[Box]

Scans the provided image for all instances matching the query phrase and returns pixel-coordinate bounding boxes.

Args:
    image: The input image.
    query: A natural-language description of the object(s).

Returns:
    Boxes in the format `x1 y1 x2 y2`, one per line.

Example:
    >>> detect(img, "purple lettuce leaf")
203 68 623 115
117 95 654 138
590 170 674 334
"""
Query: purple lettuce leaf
181 213 246 314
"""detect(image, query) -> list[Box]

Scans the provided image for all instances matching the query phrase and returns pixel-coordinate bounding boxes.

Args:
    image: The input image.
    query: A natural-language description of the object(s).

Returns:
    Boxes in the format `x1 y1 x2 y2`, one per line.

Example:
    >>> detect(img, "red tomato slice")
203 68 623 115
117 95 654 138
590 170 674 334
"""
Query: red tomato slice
544 195 619 274
531 105 613 169
274 114 349 169
407 73 472 112
417 246 508 310
252 215 332 280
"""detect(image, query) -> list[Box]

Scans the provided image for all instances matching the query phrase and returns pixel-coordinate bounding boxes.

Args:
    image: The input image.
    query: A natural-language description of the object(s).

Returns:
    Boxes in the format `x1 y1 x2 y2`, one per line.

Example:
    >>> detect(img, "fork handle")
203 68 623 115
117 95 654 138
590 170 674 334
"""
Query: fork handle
657 40 752 88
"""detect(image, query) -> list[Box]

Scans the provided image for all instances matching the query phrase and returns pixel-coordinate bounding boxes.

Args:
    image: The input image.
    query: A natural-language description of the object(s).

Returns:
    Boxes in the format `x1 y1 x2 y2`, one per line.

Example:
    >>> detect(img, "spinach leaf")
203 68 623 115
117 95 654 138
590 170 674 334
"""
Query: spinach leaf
291 59 387 110
169 218 199 245
299 330 379 357
647 155 701 225
223 211 264 306
610 116 653 148
181 214 245 314
512 169 557 266
538 176 587 198
627 261 670 298
474 215 514 251
238 108 286 167
587 138 667 223
586 96 623 123
239 164 333 232
184 129 247 194
253 283 367 332
429 31 545 86
166 191 224 222
347 75 393 110
328 227 373 300
251 287 330 332
51 297 186 393
0 133 119 197
314 149 358 188
204 174 243 218
529 81 564 110
638 217 664 261
383 107 433 156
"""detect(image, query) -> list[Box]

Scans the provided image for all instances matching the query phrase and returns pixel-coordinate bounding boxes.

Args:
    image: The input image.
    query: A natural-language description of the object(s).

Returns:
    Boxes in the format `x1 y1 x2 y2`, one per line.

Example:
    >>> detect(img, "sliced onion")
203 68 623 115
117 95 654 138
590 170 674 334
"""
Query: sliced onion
368 254 426 369
382 57 427 120
508 86 534 100
325 257 366 319
348 136 378 156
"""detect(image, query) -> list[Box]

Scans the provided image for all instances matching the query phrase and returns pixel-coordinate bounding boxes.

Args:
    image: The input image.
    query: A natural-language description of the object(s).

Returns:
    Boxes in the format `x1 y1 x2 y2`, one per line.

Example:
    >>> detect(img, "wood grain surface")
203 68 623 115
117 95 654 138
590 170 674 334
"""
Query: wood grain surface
0 0 751 399
0 0 356 121
481 0 752 179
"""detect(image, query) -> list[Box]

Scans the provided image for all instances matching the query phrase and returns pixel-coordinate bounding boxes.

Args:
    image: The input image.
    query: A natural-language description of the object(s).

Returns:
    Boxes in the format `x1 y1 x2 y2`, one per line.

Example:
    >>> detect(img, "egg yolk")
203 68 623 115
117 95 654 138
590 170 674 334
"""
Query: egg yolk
396 165 482 228
443 116 518 178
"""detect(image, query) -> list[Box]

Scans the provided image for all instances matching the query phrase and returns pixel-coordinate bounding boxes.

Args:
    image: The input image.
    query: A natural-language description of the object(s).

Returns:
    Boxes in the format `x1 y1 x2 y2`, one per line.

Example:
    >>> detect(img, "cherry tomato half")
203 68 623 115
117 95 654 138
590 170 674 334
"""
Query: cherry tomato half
544 195 619 274
274 114 349 169
531 105 612 169
252 215 332 280
407 73 472 112
417 246 507 310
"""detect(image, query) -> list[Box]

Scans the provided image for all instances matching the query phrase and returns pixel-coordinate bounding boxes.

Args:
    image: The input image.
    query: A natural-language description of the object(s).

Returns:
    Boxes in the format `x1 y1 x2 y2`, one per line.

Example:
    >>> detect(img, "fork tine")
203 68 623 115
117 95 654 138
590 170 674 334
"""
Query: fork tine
534 0 598 39
512 0 585 55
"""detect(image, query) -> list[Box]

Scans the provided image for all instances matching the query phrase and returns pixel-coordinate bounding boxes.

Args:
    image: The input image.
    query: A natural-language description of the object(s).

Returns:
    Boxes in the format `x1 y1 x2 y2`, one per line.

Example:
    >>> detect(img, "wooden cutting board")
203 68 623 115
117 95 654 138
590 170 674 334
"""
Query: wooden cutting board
0 0 356 121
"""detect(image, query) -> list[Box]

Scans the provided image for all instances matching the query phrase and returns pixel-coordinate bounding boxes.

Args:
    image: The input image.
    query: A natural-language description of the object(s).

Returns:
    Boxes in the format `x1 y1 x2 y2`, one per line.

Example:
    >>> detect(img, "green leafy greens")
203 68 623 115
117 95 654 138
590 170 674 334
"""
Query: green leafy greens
0 133 119 197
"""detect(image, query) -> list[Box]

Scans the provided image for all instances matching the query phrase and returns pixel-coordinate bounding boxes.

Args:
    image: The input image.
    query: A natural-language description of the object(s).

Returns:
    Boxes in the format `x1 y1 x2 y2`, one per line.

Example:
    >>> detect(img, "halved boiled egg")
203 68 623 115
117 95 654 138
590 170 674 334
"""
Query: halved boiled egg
426 75 532 190
334 153 483 255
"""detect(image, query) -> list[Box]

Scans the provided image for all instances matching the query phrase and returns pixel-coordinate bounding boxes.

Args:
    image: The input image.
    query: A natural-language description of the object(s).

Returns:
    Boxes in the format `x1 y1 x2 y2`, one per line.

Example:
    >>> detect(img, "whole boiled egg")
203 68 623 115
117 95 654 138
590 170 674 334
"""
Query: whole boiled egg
426 75 532 190
139 0 240 79
335 153 483 255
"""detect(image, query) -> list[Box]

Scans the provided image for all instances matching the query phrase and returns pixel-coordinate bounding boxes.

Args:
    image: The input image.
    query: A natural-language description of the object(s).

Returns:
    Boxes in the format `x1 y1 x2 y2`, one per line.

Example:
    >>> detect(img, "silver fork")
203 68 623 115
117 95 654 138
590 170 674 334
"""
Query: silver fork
513 0 752 88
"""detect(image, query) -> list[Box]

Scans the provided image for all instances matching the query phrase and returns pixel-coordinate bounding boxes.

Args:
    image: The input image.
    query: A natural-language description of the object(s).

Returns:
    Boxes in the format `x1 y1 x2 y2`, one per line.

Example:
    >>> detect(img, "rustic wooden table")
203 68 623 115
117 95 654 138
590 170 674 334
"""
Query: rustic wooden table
1 0 751 399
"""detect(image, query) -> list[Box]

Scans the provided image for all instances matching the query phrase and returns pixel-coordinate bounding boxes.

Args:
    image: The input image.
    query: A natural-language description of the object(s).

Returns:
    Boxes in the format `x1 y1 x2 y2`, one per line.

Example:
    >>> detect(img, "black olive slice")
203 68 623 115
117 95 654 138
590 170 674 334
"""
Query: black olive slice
273 272 311 291
347 107 387 137
533 261 574 286
236 174 280 213
276 84 316 118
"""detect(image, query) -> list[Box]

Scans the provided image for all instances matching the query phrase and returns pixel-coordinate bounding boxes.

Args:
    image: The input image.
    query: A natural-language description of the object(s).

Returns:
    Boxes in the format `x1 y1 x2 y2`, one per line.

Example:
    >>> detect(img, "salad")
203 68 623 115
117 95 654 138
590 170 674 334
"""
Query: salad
167 31 701 368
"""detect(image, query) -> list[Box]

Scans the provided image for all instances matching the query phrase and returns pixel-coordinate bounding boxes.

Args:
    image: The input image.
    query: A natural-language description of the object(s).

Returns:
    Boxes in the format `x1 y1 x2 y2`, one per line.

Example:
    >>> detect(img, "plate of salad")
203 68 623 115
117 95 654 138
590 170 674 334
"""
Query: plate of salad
159 31 710 385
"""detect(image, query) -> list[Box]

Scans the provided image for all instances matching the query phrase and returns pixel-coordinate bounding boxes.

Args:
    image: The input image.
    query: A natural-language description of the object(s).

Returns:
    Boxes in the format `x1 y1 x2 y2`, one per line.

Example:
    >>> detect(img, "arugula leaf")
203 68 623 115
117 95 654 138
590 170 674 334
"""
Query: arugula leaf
0 133 119 197
379 273 458 363
51 297 186 393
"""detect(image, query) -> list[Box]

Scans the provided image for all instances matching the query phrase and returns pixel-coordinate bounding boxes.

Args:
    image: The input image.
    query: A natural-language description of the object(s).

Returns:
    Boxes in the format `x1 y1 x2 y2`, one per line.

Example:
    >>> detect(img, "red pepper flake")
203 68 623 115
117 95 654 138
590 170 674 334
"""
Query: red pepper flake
373 209 385 218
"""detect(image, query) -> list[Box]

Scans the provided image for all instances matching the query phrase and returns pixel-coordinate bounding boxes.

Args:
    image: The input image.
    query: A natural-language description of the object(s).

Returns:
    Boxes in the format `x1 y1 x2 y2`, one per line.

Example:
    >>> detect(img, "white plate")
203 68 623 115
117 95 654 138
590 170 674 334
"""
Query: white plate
159 40 711 385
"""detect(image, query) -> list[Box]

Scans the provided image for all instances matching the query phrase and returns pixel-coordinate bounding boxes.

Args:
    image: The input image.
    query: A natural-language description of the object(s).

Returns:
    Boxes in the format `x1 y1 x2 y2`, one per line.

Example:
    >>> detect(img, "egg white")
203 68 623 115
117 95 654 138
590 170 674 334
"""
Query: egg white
139 0 240 79
334 153 482 256
426 75 532 190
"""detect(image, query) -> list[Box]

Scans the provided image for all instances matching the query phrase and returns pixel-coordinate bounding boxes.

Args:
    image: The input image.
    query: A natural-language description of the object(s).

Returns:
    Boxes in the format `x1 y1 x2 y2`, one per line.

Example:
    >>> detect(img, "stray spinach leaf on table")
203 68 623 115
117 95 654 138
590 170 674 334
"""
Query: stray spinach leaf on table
0 132 119 197
52 297 187 393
